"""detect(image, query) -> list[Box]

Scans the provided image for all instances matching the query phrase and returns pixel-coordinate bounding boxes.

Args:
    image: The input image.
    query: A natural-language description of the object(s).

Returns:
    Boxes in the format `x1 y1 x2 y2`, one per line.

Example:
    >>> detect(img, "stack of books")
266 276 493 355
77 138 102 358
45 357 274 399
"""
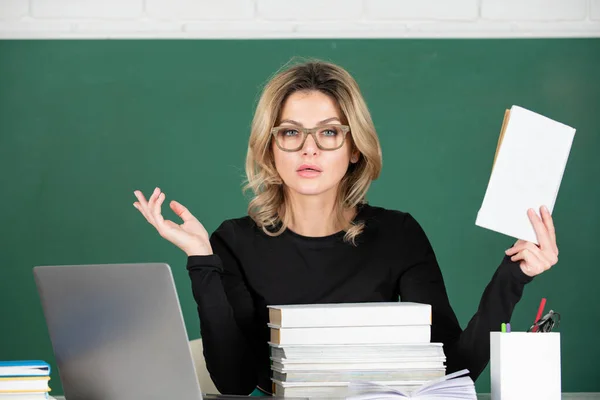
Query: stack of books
267 302 448 398
0 361 51 400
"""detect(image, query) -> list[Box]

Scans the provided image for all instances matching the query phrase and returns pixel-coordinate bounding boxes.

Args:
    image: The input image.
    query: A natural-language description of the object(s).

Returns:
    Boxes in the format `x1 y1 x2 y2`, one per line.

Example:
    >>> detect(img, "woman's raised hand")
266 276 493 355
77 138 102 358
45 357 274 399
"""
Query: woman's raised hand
505 206 559 277
133 187 212 256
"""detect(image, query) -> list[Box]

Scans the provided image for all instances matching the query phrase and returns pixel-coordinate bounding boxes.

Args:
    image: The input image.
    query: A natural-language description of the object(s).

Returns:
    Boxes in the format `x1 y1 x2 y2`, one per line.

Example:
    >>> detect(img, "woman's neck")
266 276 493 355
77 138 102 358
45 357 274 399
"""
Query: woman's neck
285 192 355 237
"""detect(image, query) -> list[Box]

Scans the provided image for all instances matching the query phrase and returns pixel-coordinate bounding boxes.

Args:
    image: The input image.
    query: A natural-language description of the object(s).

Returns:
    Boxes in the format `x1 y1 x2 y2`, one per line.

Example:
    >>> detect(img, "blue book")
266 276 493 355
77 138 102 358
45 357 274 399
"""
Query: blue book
0 361 50 377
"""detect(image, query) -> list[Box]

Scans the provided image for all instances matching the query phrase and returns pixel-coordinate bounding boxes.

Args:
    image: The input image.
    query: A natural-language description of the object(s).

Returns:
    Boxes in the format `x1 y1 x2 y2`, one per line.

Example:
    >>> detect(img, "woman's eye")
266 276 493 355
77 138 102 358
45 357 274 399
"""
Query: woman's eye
284 129 299 136
322 129 338 136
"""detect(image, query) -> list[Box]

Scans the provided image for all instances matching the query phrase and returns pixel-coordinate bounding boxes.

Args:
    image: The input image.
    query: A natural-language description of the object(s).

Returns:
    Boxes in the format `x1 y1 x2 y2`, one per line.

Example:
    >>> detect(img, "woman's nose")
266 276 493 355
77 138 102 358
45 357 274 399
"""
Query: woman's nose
302 133 319 155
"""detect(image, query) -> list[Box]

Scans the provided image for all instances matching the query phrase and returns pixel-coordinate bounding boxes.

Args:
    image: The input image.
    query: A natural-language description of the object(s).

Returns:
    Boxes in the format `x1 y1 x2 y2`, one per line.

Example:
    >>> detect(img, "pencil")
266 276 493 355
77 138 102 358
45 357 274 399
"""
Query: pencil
532 298 546 333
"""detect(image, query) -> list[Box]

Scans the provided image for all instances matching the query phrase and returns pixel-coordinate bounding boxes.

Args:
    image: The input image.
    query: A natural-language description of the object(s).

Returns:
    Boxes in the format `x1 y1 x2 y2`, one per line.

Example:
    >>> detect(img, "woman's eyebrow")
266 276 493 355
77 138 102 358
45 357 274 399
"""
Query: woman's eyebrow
279 117 341 126
279 119 302 126
318 117 341 125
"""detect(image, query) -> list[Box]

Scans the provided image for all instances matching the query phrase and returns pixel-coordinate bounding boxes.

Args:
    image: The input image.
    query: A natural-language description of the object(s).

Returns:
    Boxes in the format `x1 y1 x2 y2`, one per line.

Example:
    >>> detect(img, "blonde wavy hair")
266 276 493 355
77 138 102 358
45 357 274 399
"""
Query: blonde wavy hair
243 58 383 245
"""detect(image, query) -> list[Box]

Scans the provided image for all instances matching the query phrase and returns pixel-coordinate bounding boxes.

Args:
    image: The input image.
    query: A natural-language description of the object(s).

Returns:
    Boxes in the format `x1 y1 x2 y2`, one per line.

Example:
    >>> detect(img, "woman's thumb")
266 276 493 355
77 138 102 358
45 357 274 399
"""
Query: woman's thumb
170 200 193 221
170 200 183 214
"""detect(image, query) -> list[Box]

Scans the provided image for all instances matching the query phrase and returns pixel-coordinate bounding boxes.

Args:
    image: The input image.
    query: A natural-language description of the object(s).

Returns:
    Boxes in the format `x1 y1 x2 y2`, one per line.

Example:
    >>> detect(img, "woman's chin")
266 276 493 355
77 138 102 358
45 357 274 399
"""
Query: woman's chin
287 182 336 197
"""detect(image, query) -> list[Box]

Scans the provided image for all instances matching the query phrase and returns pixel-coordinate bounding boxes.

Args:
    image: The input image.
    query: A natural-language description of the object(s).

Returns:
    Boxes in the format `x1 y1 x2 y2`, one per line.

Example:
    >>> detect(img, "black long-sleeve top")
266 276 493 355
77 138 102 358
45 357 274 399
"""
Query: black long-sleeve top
186 203 533 395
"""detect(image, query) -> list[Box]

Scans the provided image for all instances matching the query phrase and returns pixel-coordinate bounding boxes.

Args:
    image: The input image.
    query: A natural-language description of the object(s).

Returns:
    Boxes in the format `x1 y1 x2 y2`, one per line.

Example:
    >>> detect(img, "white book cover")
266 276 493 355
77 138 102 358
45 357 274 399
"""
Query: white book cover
272 360 445 371
274 383 423 399
269 342 445 361
270 325 431 345
274 380 430 388
476 105 575 244
268 343 444 349
268 302 431 328
272 368 446 384
272 356 446 364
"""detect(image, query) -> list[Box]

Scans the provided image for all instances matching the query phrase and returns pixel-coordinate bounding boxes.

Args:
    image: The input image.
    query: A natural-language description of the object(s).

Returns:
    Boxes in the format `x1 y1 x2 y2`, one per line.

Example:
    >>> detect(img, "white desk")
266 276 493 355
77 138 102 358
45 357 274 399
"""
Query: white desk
50 394 600 399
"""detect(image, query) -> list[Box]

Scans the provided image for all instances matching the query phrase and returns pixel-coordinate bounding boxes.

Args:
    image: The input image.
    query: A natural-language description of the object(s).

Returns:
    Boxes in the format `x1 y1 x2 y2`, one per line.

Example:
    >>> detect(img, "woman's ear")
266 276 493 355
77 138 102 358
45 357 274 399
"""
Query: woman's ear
350 150 360 164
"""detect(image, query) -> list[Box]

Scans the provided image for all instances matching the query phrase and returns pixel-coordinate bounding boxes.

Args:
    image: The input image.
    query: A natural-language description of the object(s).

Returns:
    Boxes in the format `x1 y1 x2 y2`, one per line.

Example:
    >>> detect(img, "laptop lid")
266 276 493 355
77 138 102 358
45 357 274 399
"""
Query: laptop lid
34 263 204 400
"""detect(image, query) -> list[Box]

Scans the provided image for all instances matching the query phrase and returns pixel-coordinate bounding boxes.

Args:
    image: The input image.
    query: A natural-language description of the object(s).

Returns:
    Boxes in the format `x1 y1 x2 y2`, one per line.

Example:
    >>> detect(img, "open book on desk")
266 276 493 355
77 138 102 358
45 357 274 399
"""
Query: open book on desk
346 369 476 399
51 396 308 400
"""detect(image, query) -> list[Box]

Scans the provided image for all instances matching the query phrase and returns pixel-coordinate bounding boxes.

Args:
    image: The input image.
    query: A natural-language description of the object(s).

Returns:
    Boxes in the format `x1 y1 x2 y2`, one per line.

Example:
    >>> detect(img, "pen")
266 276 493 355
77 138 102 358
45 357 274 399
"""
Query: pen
501 323 506 333
532 298 547 333
506 323 511 333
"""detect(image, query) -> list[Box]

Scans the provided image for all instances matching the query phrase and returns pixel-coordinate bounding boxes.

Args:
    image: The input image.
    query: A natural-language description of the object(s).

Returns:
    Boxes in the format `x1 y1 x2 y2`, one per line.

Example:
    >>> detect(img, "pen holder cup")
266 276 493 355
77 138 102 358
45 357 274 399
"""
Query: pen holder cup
490 331 561 400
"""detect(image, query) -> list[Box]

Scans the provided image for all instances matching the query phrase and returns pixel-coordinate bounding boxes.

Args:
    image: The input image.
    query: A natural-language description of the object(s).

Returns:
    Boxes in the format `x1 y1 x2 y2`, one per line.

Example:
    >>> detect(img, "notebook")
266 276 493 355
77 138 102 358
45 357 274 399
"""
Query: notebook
0 361 50 377
476 105 576 244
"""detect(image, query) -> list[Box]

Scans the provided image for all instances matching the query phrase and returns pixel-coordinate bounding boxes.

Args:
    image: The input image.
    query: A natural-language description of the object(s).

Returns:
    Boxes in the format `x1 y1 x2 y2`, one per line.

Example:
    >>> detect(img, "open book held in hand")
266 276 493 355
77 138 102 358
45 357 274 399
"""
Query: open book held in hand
346 369 476 399
476 105 576 244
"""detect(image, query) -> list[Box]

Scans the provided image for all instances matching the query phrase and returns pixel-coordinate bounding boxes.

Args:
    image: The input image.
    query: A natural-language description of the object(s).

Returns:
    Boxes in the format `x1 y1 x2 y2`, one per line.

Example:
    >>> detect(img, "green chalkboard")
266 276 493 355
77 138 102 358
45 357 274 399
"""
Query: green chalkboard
0 39 598 395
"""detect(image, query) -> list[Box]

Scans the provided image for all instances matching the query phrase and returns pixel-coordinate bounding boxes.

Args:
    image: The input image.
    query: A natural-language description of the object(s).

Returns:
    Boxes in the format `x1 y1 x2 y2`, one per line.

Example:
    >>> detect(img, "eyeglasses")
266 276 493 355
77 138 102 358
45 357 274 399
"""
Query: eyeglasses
270 124 350 152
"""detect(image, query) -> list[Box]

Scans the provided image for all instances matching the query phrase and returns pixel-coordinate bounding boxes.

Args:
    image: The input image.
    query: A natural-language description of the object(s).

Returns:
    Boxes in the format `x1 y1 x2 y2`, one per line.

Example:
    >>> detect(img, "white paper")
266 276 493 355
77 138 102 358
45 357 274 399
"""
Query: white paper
476 105 575 244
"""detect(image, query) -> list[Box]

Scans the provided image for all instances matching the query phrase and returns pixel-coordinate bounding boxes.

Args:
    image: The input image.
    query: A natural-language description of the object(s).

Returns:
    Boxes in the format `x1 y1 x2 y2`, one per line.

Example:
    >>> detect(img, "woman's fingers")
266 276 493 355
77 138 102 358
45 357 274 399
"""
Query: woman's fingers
506 240 540 257
133 190 148 212
540 206 559 255
133 190 154 225
148 187 164 226
147 187 158 210
152 192 167 228
170 200 197 223
135 189 196 229
132 188 212 256
510 247 539 261
514 249 536 274
133 202 147 220
133 190 148 206
509 243 556 277
504 208 559 270
510 248 544 276
527 208 553 252
509 247 530 263
505 240 526 256
507 240 557 265
134 188 163 228
509 242 540 262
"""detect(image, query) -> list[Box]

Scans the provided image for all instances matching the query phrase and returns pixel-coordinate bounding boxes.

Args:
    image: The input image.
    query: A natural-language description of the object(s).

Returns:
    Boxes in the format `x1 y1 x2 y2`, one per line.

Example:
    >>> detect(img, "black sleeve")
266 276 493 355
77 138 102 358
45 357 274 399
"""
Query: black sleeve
396 213 533 380
186 220 258 395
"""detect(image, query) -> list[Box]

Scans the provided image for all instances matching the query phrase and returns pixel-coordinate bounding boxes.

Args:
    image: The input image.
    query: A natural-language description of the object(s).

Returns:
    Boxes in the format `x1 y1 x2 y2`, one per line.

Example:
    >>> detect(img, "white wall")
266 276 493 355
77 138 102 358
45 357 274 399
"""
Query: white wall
0 0 599 38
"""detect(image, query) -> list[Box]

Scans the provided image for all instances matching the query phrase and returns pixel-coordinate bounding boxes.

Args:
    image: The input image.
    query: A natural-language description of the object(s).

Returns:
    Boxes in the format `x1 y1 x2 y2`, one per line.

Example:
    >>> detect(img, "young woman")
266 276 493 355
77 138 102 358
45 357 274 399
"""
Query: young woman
133 60 559 396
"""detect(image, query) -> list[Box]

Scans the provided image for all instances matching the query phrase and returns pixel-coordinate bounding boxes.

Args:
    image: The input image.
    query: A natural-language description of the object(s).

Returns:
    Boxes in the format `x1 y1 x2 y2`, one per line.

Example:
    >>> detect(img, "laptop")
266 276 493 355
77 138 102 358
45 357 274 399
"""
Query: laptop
33 263 288 400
